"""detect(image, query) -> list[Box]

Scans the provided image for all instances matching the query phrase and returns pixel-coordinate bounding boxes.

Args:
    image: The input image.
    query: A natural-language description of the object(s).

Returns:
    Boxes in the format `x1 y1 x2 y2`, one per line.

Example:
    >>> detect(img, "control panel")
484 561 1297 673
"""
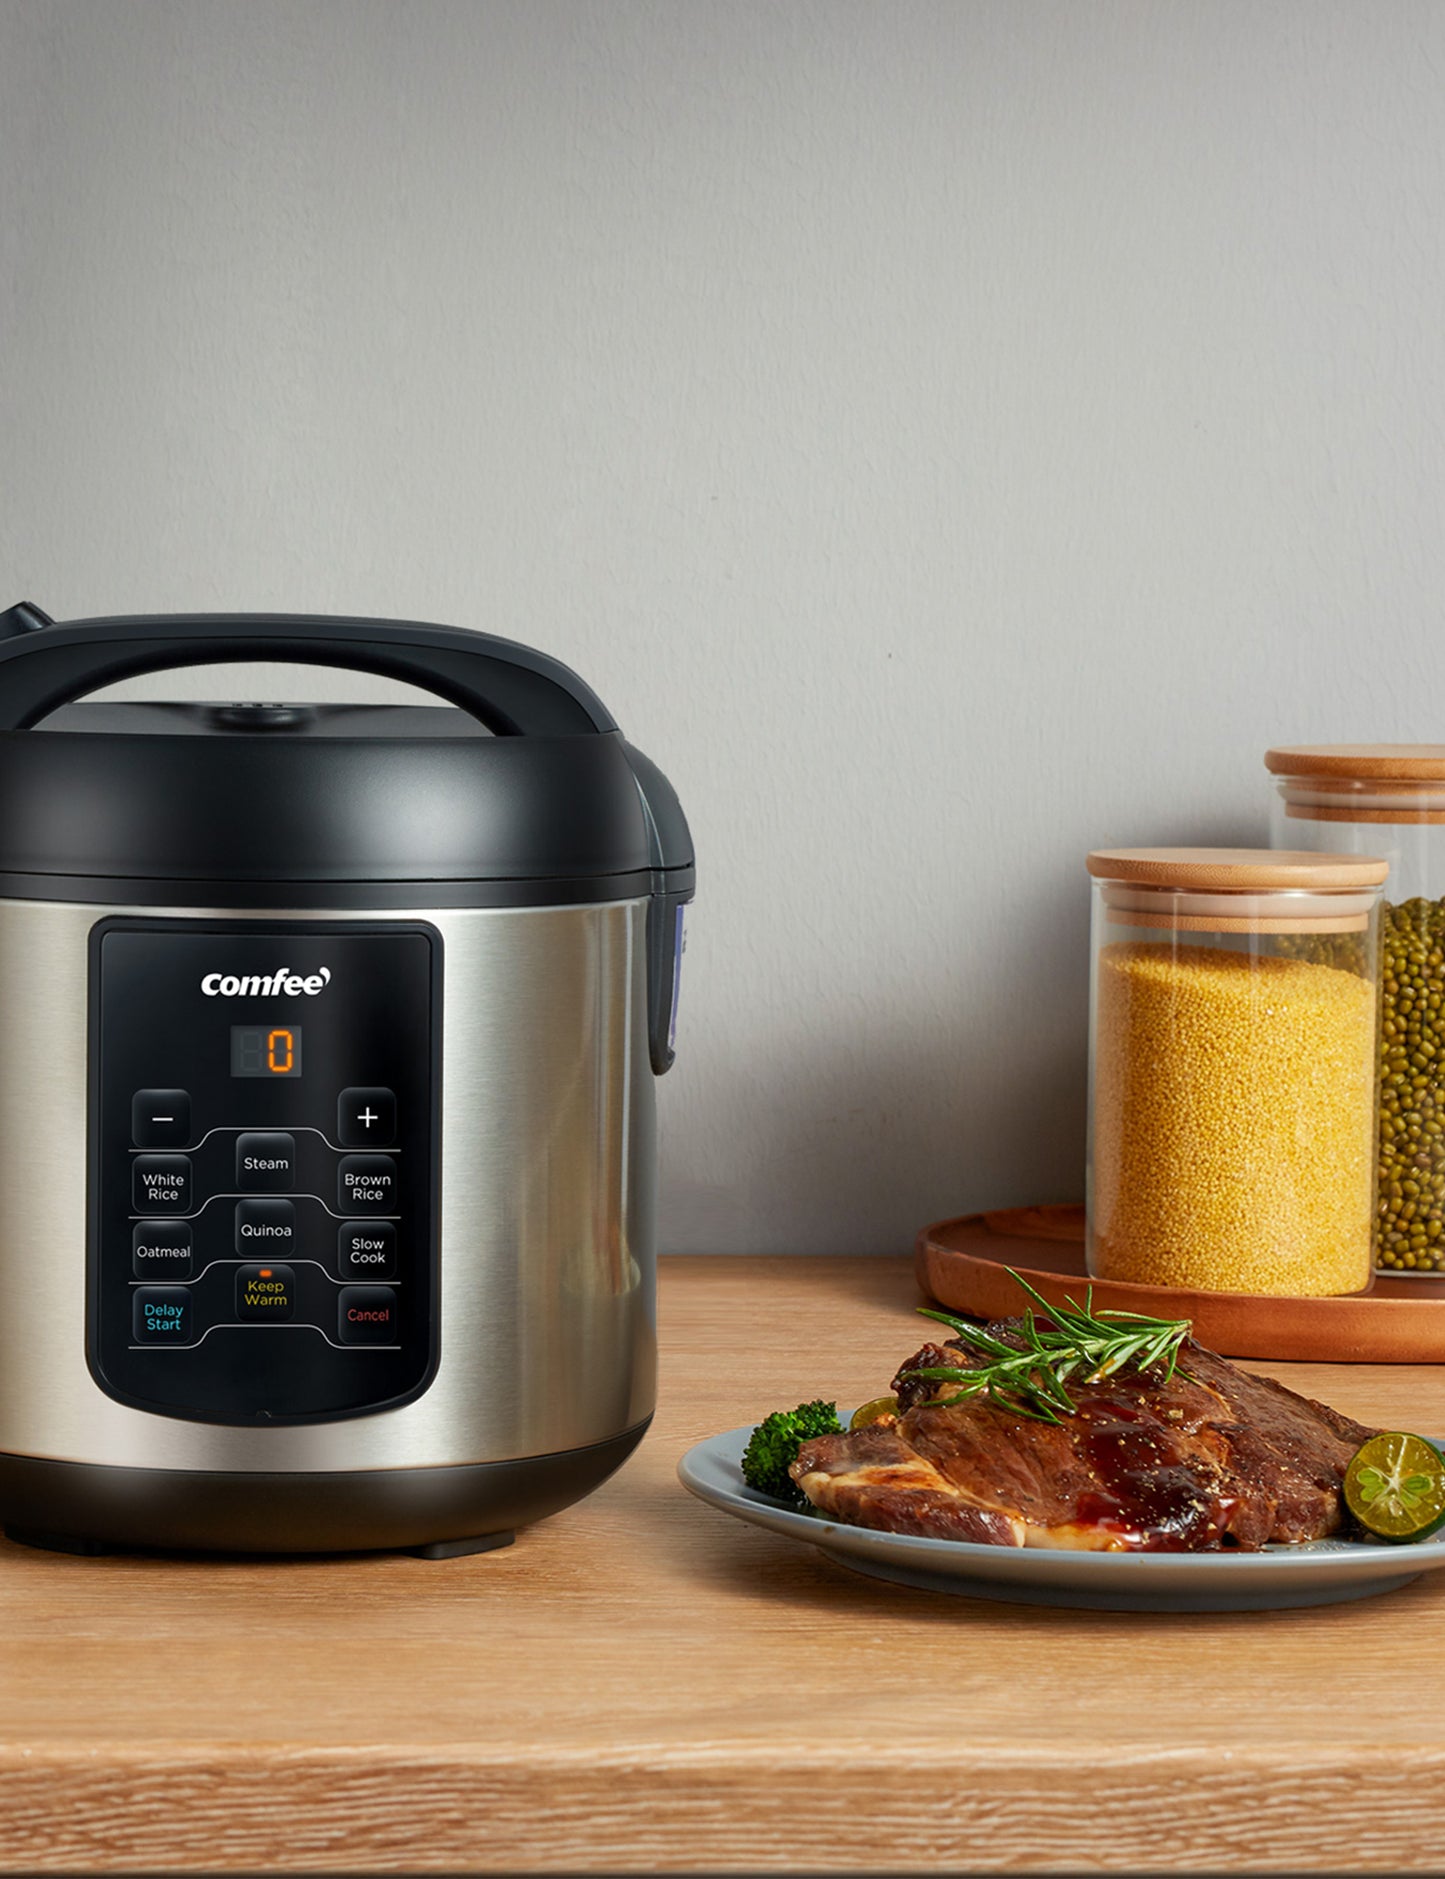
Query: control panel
88 921 440 1424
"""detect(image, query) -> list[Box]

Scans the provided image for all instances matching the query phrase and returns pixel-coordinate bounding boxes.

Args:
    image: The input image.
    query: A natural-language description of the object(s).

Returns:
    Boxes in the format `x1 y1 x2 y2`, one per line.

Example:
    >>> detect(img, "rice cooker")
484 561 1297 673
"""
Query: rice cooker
0 602 693 1557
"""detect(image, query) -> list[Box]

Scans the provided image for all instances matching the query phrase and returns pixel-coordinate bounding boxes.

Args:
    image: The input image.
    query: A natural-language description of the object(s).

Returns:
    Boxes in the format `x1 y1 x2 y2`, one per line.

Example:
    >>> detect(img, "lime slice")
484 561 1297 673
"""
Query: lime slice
849 1395 899 1430
1344 1433 1445 1543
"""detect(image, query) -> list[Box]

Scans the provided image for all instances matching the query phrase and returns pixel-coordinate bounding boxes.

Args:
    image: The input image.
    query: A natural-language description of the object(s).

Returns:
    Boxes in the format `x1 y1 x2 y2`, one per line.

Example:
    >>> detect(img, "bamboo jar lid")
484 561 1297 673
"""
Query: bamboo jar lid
1086 848 1389 890
1266 747 1445 824
1087 849 1388 934
1265 745 1445 781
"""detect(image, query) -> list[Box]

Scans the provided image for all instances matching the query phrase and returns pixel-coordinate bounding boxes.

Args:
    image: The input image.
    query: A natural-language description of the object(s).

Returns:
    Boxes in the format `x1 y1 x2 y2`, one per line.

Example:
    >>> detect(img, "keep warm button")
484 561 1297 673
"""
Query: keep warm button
236 1263 295 1320
338 1155 397 1212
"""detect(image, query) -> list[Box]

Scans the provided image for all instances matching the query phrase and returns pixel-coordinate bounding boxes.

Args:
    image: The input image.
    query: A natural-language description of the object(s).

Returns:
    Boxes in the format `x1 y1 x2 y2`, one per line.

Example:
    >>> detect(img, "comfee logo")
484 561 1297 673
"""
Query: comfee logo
201 966 332 997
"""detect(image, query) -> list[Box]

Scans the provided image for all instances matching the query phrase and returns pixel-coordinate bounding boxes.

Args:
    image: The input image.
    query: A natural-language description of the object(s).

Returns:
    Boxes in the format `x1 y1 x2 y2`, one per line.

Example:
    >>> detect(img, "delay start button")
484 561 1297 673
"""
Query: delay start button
133 1286 192 1344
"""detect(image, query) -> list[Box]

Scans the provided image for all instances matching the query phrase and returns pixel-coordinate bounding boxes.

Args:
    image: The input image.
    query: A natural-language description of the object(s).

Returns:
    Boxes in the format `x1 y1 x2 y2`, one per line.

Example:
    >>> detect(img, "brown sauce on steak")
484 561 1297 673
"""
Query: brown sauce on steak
1072 1396 1234 1550
790 1320 1376 1552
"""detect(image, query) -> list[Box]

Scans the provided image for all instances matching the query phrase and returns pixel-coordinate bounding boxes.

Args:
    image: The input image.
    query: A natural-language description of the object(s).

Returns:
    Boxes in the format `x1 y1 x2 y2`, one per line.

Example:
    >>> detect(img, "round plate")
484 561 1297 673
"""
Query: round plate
678 1426 1445 1612
916 1206 1445 1364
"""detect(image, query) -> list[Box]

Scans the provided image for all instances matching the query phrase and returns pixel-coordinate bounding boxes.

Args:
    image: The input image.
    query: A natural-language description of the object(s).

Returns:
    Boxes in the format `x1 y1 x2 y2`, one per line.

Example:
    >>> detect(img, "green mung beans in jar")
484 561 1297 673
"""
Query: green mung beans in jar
1267 747 1445 1275
1379 895 1445 1270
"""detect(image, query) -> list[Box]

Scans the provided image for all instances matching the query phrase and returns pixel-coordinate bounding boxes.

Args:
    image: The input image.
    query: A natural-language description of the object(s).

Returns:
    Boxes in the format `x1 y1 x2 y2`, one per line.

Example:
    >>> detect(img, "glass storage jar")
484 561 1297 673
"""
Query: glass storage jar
1267 746 1445 1276
1086 848 1387 1298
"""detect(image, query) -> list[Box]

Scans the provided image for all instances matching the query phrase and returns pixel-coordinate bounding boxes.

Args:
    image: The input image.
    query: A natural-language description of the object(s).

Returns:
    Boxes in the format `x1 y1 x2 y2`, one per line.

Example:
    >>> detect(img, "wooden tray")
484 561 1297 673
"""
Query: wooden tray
915 1205 1445 1364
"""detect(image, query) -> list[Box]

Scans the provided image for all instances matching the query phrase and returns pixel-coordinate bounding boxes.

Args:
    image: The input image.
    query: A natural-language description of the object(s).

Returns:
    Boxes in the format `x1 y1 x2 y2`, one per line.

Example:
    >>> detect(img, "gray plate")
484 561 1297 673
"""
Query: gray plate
678 1425 1445 1612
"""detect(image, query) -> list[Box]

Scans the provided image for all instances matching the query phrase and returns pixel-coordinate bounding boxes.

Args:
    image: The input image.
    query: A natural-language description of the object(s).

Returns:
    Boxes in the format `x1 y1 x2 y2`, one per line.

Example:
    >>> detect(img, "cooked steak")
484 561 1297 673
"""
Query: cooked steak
790 1322 1378 1551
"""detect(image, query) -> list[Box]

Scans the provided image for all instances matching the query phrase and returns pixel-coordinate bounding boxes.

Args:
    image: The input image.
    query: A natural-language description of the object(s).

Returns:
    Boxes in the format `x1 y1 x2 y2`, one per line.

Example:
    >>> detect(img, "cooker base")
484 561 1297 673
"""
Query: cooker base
0 1417 650 1557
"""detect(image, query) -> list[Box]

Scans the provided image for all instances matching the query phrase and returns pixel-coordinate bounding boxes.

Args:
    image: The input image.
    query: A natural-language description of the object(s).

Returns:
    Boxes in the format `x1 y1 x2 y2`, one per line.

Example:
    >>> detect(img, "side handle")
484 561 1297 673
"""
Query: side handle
623 743 696 1075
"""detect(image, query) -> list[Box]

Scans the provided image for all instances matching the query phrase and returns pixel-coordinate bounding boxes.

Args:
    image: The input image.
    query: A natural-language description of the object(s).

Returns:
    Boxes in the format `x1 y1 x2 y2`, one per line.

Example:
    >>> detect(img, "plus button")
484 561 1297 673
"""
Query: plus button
337 1087 397 1149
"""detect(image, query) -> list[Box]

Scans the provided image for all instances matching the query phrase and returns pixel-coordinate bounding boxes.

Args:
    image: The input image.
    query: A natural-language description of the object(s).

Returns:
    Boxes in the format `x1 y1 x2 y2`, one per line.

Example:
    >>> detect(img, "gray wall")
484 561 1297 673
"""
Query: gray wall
4 1 1443 1253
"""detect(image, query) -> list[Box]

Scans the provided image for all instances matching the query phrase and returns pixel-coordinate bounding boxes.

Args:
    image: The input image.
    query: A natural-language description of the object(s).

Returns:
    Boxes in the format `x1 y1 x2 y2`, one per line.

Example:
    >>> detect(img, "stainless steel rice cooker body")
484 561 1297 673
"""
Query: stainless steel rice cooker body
0 606 694 1555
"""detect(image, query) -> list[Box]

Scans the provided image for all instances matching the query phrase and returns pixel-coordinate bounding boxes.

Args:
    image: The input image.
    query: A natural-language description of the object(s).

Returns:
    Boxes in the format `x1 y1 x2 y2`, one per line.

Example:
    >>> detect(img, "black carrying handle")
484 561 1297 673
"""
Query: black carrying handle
0 607 616 736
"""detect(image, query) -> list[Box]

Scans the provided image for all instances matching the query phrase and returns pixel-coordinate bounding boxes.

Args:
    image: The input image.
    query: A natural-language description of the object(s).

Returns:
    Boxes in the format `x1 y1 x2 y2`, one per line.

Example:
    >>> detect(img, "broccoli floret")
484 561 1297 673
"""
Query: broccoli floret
740 1399 843 1500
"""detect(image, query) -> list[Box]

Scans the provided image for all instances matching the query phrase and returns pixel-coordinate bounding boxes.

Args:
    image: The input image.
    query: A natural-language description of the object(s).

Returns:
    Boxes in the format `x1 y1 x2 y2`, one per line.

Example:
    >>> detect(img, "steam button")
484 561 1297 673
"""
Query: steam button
236 1132 296 1191
133 1155 191 1213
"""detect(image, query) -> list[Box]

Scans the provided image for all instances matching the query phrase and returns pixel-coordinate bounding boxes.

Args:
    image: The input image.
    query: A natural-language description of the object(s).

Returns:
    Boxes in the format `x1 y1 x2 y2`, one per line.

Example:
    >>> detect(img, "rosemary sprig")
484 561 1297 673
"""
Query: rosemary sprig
905 1269 1192 1425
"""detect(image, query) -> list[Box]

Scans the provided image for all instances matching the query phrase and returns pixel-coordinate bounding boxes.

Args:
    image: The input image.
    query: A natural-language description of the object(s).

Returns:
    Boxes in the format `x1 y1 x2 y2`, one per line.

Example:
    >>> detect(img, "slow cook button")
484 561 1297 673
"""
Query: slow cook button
235 1198 297 1255
236 1262 295 1321
236 1132 296 1192
338 1285 398 1344
133 1286 192 1343
337 1155 397 1212
338 1220 397 1280
132 1220 192 1280
133 1154 191 1214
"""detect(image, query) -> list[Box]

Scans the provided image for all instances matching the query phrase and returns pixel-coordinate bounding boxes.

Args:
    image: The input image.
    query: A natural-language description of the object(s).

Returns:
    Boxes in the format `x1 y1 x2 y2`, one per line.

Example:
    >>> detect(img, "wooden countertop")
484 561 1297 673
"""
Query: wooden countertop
3 1253 1445 1873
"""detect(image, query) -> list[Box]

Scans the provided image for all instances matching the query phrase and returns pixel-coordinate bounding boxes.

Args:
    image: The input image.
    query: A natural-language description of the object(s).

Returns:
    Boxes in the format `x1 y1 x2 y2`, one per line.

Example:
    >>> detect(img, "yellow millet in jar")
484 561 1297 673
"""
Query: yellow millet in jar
1090 942 1375 1296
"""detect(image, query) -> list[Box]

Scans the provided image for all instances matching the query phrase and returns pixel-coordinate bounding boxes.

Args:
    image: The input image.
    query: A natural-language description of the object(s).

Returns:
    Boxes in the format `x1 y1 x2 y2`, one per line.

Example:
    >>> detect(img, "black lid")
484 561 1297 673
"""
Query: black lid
0 608 695 905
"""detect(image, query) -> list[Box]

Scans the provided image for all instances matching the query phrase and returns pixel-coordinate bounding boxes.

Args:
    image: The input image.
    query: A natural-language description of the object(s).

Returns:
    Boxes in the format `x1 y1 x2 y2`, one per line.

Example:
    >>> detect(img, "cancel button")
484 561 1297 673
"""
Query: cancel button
338 1285 398 1345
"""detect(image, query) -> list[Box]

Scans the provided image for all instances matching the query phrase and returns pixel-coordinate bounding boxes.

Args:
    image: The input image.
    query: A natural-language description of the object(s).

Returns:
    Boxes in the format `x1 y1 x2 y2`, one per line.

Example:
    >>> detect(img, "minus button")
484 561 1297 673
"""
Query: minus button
131 1090 191 1149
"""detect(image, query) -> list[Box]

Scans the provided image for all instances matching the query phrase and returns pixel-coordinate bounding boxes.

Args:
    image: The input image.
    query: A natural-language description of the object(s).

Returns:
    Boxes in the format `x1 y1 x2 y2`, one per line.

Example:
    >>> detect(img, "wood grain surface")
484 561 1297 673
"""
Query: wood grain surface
4 1254 1445 1873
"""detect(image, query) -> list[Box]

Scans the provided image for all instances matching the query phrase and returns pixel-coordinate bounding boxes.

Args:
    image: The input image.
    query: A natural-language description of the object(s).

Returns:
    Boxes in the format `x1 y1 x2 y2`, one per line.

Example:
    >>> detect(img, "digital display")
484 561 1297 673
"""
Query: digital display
231 1025 304 1077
